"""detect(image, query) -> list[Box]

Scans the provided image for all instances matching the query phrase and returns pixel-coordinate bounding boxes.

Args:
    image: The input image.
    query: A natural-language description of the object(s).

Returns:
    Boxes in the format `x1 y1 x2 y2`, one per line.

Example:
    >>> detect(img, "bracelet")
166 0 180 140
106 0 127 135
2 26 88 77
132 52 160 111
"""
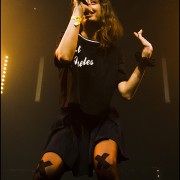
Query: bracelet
71 16 82 27
135 51 155 67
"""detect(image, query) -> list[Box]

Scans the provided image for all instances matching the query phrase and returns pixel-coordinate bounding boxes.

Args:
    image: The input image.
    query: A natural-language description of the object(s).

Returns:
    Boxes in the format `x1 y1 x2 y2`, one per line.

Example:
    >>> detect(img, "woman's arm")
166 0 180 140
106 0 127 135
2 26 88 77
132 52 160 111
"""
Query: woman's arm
55 1 92 62
118 29 153 100
55 1 82 62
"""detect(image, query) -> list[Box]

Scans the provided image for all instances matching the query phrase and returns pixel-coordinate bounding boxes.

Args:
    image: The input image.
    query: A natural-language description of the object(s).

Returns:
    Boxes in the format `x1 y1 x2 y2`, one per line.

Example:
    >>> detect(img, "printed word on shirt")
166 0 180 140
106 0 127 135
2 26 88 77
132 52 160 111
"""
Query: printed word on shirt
74 45 94 67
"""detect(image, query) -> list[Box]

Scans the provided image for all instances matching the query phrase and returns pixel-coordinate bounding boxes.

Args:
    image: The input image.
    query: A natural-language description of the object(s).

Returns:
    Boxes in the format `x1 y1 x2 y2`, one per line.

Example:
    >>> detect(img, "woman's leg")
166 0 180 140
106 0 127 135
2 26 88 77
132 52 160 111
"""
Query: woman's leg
93 139 120 180
33 152 66 180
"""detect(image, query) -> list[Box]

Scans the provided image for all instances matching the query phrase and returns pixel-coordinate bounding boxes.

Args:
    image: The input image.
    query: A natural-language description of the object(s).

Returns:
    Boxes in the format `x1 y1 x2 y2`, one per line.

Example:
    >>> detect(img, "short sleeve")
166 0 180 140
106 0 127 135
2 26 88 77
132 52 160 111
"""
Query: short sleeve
54 57 72 68
117 52 128 83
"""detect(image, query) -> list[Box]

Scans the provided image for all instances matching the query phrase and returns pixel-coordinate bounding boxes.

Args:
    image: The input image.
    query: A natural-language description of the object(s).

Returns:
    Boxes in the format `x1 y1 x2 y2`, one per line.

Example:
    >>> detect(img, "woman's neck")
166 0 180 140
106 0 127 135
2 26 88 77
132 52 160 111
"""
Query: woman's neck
81 30 97 41
81 21 100 41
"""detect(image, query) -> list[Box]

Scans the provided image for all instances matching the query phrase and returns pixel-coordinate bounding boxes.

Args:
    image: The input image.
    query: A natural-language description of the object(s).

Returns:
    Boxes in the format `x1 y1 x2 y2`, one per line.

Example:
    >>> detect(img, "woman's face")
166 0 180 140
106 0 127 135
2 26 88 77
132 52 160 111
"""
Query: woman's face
82 0 102 23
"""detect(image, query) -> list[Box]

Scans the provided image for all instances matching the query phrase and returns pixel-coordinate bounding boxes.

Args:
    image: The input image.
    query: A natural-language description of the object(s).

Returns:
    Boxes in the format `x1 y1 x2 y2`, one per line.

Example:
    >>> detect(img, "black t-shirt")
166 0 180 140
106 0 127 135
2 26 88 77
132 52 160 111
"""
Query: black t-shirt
54 34 127 116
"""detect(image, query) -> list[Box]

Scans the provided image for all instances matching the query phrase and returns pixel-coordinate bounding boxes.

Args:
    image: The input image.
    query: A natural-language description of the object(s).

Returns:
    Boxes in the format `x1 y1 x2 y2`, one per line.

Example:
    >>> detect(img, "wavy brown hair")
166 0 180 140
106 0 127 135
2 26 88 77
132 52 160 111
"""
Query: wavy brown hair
96 0 123 48
71 0 123 48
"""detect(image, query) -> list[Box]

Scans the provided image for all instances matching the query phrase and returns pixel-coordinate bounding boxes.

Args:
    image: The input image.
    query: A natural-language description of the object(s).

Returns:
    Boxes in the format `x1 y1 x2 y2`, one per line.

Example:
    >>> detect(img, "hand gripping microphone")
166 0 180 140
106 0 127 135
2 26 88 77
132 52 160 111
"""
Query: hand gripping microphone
78 0 90 6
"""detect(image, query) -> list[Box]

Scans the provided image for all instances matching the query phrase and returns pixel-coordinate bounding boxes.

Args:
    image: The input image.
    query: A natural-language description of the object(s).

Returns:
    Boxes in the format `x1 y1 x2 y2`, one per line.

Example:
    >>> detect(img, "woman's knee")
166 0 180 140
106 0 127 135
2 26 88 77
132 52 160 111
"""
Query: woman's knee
33 152 65 180
94 156 119 180
94 139 118 167
94 157 119 180
94 152 117 170
93 139 120 180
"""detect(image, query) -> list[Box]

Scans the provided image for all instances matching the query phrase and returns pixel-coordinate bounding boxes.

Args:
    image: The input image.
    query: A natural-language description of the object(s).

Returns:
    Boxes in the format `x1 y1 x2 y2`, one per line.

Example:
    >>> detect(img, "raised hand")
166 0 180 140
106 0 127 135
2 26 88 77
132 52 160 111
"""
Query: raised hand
73 0 93 17
134 29 153 58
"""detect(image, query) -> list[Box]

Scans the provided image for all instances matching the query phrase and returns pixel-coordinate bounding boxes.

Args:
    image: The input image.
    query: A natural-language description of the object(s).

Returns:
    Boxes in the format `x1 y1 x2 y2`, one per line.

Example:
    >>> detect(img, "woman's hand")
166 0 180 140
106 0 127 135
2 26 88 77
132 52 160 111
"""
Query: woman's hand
72 0 84 16
134 29 153 58
73 0 93 17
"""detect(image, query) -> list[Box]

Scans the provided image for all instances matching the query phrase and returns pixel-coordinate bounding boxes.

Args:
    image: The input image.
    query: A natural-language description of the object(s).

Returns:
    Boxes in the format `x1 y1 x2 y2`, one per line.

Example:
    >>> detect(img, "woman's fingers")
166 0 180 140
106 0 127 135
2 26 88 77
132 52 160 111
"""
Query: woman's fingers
134 29 153 57
134 29 152 48
133 29 142 38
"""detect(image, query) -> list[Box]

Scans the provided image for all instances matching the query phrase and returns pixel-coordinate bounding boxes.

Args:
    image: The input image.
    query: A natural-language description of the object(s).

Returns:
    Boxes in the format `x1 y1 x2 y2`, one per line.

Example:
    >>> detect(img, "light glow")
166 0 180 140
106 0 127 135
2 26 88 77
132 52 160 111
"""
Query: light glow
1 55 9 94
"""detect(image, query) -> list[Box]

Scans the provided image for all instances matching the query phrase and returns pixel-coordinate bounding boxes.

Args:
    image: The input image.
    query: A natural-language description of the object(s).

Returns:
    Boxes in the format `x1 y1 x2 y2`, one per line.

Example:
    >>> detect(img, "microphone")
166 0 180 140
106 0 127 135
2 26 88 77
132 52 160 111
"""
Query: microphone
78 0 90 6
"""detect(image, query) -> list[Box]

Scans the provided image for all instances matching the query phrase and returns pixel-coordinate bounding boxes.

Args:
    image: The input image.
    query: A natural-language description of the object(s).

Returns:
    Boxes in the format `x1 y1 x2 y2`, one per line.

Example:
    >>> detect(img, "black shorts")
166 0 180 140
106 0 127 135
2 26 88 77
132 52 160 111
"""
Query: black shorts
42 108 129 177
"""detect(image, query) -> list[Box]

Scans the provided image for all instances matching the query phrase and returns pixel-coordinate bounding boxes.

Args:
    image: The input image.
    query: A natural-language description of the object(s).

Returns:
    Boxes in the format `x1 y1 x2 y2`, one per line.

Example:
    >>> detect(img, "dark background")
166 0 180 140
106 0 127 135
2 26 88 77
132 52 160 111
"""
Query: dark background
1 0 179 179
